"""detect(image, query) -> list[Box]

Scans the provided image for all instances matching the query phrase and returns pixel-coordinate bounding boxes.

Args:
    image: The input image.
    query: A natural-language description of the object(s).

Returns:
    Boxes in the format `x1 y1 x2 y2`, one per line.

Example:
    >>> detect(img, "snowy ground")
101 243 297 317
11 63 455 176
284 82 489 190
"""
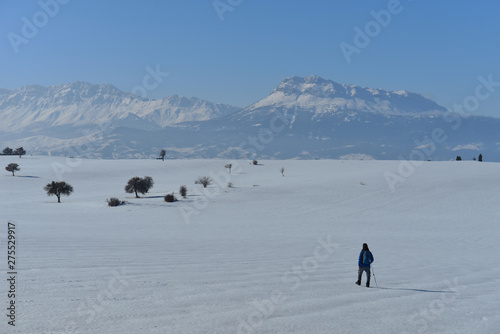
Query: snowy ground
1 156 499 334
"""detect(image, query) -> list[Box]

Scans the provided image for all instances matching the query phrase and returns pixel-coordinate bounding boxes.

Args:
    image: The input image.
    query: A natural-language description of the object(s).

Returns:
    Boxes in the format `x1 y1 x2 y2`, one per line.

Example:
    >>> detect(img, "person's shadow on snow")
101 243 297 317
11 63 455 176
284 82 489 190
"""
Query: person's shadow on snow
374 287 455 293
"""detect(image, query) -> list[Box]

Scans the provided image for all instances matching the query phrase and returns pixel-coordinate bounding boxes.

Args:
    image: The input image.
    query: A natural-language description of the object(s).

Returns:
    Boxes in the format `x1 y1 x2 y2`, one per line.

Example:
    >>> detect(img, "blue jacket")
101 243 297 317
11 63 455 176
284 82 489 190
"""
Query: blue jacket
358 250 374 268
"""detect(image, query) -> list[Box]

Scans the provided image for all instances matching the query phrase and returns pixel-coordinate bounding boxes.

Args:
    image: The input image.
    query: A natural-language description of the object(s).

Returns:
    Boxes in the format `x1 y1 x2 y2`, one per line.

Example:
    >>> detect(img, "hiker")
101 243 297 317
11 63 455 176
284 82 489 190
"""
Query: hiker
356 243 374 287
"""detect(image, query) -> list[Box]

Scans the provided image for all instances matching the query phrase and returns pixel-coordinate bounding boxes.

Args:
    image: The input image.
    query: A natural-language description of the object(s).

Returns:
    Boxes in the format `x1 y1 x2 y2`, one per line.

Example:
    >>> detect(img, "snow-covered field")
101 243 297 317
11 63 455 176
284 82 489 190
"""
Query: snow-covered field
1 156 499 334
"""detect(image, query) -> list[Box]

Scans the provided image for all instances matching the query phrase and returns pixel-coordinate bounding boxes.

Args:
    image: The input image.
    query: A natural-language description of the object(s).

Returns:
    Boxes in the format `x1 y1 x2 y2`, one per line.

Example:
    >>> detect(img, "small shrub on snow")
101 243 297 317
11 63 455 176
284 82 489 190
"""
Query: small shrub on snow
252 159 258 165
107 197 125 207
164 193 177 202
179 185 187 198
195 176 213 188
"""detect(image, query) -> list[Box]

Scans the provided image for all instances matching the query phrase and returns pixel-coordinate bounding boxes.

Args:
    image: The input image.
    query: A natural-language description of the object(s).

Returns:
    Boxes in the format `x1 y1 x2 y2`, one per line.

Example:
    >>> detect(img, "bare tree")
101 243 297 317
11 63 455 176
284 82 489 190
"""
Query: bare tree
44 181 74 203
13 147 26 158
160 149 166 161
195 176 213 188
5 163 20 176
125 176 154 198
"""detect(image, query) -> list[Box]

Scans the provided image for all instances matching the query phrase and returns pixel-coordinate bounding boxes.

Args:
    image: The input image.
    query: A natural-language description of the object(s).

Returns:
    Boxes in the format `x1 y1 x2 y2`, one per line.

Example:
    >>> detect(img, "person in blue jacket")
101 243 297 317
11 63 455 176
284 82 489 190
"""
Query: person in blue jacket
356 243 374 287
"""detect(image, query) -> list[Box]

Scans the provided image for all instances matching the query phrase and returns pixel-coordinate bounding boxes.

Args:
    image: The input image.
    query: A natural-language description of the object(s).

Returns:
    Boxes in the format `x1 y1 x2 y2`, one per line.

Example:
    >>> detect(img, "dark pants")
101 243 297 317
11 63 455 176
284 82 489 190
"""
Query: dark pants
358 267 371 284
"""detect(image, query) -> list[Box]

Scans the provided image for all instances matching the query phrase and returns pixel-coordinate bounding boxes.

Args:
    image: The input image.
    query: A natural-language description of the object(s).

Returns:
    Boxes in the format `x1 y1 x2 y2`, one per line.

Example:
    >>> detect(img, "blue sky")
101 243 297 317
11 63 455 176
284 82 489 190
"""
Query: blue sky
1 0 499 116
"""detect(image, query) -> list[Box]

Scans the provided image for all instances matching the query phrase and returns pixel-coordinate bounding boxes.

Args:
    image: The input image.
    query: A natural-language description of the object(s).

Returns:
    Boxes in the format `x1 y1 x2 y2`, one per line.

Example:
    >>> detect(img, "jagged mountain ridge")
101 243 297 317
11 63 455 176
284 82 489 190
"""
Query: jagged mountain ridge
0 81 241 132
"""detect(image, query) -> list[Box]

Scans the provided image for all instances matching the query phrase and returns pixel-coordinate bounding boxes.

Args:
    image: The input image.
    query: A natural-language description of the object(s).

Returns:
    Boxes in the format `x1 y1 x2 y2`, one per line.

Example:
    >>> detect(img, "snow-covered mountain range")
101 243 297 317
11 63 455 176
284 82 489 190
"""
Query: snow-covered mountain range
249 75 446 116
0 81 240 132
1 76 499 160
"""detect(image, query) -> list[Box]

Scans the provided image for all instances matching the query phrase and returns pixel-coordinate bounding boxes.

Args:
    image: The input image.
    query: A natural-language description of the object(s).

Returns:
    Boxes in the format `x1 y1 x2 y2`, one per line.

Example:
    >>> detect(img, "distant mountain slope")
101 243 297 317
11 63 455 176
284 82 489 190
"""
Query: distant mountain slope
1 76 499 161
136 94 240 127
0 82 241 132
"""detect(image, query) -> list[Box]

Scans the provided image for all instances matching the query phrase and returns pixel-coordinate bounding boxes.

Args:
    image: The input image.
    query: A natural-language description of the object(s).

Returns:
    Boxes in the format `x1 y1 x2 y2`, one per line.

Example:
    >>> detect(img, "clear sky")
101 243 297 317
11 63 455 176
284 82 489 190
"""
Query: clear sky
1 0 499 116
